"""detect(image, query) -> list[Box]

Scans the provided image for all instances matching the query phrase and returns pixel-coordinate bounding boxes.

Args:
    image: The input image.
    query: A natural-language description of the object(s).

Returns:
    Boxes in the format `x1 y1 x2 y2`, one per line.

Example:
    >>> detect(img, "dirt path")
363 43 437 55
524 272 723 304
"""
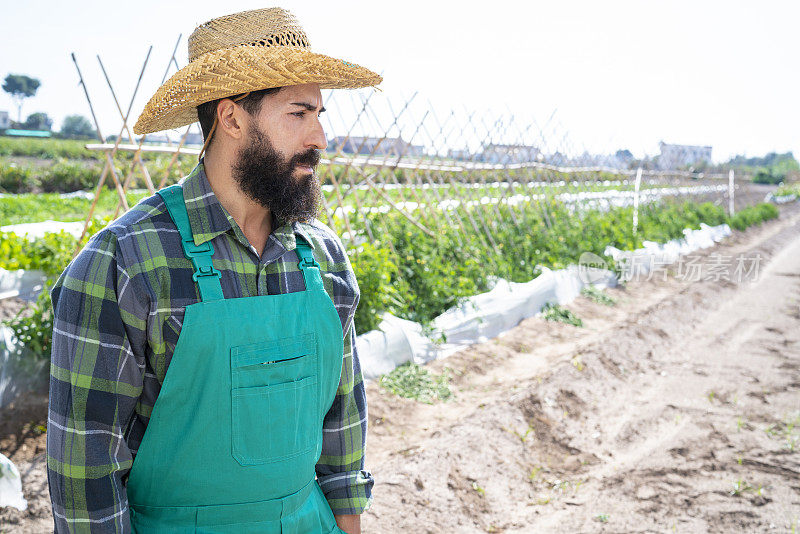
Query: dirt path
2 203 798 533
363 205 800 533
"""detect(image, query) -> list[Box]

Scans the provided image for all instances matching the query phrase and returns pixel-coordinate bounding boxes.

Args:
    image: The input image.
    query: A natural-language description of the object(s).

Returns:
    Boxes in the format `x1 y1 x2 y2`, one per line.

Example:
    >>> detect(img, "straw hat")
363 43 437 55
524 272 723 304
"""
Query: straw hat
133 7 382 134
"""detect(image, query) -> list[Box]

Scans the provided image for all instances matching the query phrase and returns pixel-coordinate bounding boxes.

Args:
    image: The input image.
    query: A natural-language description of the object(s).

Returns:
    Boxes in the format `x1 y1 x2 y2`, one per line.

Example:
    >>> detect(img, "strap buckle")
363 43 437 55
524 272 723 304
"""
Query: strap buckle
298 257 319 270
192 264 221 282
182 239 214 258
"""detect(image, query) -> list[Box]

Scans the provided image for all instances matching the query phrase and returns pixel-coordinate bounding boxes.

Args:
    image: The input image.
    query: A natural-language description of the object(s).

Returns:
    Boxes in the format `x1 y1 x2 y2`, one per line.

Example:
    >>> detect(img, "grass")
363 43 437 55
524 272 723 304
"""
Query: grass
378 361 452 404
0 189 150 226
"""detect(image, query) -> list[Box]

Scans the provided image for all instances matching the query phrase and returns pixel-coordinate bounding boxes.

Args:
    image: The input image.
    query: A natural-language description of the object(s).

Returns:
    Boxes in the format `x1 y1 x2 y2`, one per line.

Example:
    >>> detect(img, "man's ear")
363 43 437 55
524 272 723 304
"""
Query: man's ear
216 98 246 141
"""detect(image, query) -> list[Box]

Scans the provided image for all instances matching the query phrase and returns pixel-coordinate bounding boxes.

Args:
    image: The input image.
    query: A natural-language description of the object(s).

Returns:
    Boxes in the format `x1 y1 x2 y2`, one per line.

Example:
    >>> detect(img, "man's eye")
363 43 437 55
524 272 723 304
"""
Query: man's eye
291 111 305 117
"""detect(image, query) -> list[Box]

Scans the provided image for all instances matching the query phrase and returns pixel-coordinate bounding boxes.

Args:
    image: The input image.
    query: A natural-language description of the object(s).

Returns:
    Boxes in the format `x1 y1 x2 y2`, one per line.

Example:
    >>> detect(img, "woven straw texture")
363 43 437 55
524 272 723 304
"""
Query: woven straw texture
134 7 381 134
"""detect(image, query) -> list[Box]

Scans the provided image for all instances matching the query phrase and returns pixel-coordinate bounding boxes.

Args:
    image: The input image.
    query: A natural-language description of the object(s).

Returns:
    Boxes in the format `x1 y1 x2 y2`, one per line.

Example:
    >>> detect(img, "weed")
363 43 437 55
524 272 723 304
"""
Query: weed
378 362 452 404
471 481 485 497
595 514 610 523
571 355 585 372
510 425 534 444
581 285 617 306
541 302 583 327
529 466 542 480
730 479 764 497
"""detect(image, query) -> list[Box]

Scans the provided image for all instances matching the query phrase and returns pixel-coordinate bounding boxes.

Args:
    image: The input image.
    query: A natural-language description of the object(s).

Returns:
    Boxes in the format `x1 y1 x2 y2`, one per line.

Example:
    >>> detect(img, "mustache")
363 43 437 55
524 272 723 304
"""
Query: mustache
288 149 321 169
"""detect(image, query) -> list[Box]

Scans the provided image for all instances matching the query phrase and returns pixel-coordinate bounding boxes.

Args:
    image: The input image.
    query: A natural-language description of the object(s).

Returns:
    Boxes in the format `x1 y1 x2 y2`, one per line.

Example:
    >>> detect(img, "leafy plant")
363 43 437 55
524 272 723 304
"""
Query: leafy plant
378 361 452 404
349 242 406 333
581 285 616 306
5 280 54 360
728 203 778 231
541 302 583 327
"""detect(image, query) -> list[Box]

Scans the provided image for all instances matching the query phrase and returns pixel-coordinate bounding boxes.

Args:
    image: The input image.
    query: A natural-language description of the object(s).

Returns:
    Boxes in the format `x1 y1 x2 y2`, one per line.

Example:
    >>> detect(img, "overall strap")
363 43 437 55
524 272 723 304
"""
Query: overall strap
295 235 325 292
157 185 224 302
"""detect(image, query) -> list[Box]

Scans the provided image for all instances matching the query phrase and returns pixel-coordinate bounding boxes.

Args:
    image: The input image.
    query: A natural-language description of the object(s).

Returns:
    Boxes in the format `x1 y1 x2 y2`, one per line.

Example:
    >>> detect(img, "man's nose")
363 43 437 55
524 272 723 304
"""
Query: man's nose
306 118 328 151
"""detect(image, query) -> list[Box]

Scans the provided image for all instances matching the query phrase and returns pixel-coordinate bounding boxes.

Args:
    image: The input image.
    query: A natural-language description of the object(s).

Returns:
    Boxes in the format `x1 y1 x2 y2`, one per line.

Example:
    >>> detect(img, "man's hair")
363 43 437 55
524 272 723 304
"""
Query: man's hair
196 87 282 142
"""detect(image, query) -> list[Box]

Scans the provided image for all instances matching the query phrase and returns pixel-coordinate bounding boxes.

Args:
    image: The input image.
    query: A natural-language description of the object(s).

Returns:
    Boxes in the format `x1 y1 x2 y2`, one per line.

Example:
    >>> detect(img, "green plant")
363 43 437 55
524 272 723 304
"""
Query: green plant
378 361 452 404
0 161 40 193
5 279 55 360
541 302 583 327
730 479 761 496
0 223 108 359
581 285 616 306
728 203 779 232
0 231 78 275
349 242 405 333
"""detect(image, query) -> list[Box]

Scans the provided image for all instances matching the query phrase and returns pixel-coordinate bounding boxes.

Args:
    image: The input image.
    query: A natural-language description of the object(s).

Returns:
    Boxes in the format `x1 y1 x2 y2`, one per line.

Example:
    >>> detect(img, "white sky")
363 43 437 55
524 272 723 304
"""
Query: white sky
0 0 797 161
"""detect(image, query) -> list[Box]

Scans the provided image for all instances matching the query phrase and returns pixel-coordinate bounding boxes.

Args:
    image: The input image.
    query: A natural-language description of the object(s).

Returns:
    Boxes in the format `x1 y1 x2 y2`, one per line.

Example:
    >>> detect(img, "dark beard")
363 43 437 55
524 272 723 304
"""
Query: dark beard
231 123 322 224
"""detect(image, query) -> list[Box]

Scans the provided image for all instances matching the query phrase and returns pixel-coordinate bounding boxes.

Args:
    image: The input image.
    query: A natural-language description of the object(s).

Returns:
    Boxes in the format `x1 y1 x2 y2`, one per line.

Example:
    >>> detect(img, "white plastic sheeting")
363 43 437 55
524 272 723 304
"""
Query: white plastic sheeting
356 267 615 380
604 224 731 281
765 192 798 205
1 220 84 240
0 268 47 301
356 223 733 380
0 453 27 512
0 325 50 410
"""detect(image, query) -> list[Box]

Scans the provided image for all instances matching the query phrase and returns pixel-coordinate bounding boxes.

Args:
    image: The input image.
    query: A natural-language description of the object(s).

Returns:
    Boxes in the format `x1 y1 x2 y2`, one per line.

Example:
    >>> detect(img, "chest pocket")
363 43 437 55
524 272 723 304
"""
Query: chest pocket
229 333 319 466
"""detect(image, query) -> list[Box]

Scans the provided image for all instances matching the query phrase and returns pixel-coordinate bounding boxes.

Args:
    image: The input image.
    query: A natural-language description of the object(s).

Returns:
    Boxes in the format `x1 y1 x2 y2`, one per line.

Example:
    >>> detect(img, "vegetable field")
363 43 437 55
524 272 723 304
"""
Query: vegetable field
0 128 782 362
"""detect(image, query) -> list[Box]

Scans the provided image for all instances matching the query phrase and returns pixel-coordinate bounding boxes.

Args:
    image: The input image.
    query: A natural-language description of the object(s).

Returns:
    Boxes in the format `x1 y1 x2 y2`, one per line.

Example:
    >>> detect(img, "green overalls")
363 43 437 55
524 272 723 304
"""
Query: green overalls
126 185 346 533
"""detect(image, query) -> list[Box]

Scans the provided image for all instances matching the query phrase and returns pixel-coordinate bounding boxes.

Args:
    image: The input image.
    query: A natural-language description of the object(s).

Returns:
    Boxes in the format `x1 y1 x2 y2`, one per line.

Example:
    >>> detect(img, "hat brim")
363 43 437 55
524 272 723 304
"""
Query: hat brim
133 46 381 134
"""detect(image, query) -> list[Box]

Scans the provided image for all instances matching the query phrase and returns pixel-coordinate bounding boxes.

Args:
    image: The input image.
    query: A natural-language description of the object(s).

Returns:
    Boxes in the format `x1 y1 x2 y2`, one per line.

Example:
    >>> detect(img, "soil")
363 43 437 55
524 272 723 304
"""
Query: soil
0 299 28 323
1 200 798 533
362 201 800 533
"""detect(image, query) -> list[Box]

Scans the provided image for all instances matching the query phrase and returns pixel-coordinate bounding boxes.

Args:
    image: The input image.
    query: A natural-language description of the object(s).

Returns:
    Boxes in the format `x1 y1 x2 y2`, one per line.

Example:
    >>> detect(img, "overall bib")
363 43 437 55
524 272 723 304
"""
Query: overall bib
126 185 346 533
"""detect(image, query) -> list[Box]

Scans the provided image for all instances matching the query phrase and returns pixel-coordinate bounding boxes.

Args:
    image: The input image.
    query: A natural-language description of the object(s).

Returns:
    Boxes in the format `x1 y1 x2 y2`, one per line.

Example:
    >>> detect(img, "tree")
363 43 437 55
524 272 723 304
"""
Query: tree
615 149 634 161
2 74 41 123
23 112 52 131
60 114 96 138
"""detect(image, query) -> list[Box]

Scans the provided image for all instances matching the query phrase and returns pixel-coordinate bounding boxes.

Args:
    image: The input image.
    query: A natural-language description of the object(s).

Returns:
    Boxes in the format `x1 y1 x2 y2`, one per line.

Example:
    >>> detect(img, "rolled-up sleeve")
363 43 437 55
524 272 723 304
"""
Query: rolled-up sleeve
316 320 374 515
47 228 147 533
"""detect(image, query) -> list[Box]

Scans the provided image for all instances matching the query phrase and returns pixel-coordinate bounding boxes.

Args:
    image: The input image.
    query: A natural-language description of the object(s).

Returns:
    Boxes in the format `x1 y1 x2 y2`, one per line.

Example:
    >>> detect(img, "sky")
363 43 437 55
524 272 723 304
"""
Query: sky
0 0 797 162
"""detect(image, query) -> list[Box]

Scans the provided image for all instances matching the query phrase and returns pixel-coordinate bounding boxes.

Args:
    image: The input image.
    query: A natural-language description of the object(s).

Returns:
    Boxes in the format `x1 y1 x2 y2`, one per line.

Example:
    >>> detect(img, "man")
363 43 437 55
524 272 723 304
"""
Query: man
47 7 381 533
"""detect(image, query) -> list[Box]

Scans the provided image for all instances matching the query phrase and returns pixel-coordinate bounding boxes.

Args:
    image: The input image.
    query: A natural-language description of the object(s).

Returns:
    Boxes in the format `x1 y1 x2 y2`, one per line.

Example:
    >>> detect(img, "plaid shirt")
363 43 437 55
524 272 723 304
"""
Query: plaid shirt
46 162 372 533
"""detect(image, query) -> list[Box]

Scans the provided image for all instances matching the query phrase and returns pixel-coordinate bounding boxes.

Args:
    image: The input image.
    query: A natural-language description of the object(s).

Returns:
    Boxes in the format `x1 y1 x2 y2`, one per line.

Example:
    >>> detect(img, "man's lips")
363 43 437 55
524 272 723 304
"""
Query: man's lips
295 164 314 174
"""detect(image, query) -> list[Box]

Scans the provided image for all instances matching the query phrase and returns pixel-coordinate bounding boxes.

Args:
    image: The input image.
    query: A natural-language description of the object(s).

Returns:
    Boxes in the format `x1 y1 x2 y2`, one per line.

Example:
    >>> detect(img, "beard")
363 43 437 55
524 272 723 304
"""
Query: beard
231 122 322 224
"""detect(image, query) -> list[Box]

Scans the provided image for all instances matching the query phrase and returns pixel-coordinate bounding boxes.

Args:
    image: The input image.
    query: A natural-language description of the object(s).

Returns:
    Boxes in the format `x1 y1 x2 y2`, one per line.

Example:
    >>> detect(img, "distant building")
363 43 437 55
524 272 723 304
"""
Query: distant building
478 143 540 164
329 136 424 157
5 129 51 138
447 148 472 161
658 142 712 170
140 133 172 145
0 111 9 130
183 132 204 146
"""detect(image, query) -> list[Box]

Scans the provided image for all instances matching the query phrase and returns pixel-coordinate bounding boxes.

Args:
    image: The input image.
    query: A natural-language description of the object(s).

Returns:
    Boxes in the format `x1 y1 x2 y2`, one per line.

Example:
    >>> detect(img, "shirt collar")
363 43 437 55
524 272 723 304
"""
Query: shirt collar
178 161 315 253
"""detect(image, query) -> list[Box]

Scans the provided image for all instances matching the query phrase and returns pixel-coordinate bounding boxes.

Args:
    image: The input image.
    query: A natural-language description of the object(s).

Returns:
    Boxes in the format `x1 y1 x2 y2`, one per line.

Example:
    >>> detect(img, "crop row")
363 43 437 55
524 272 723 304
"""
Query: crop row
0 192 780 361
